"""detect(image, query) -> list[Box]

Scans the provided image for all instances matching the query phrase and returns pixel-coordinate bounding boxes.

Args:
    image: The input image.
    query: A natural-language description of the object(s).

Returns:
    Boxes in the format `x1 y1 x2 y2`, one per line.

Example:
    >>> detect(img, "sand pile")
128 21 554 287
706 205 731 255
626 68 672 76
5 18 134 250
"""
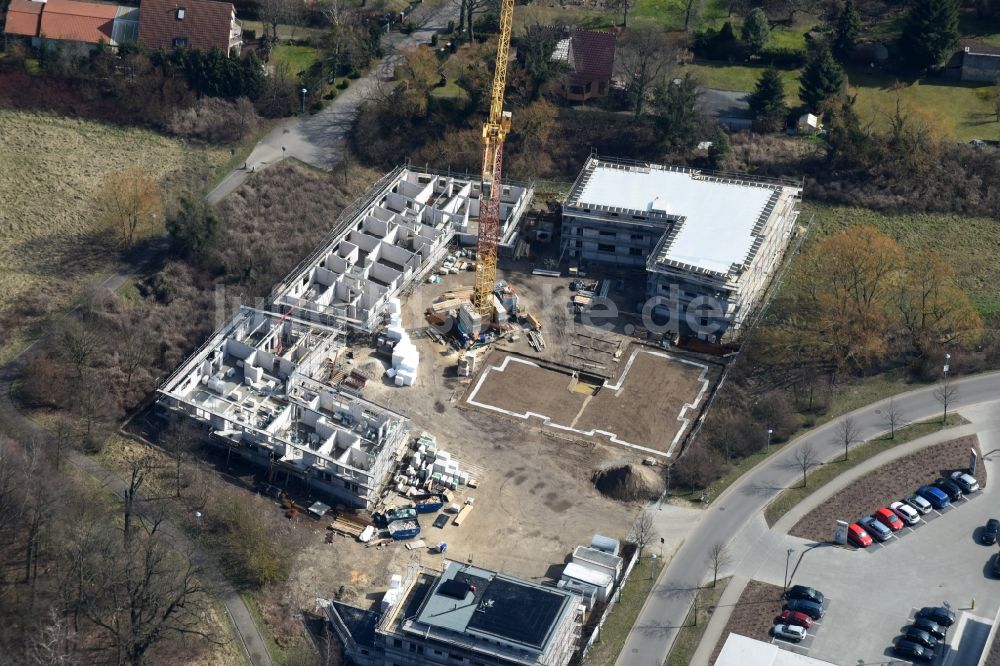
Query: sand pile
592 463 664 501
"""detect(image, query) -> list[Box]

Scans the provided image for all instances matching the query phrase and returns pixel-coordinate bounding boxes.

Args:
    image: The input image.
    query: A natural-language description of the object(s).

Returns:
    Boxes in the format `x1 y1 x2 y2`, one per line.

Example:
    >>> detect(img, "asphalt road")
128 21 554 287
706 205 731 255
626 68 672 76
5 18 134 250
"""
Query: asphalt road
207 0 458 204
616 370 1000 666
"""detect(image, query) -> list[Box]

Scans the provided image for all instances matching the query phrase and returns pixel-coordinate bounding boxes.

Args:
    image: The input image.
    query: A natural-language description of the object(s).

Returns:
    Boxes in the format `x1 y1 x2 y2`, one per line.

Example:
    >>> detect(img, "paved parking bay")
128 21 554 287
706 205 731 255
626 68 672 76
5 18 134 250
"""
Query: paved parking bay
771 599 830 656
753 431 1000 666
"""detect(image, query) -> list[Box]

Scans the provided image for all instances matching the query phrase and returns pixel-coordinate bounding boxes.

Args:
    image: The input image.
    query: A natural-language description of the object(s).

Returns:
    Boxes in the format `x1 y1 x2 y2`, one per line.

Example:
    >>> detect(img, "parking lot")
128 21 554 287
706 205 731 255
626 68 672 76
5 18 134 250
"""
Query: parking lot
747 415 1000 665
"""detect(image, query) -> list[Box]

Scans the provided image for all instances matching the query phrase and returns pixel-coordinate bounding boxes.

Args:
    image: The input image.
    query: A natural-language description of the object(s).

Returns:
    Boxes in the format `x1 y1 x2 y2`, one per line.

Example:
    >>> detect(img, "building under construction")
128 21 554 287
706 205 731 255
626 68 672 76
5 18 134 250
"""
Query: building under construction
562 155 802 341
157 165 532 508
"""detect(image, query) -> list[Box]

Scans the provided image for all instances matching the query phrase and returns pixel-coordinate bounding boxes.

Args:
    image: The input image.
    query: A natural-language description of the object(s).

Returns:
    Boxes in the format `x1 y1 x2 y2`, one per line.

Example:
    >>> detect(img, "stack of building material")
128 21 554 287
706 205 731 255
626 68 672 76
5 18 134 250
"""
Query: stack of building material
383 298 420 386
458 302 483 337
380 574 404 613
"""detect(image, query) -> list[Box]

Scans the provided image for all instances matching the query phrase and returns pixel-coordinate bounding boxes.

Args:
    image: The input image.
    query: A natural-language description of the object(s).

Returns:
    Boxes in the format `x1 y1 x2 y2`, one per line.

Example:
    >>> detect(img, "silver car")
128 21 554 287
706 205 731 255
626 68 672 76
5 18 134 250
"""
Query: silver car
773 623 807 642
860 515 892 541
951 471 979 493
905 493 933 515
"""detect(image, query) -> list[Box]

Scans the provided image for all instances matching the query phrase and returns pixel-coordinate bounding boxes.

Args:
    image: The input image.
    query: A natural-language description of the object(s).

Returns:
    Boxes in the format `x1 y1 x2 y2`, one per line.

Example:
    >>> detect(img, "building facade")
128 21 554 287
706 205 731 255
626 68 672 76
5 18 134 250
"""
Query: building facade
326 561 584 666
561 156 801 341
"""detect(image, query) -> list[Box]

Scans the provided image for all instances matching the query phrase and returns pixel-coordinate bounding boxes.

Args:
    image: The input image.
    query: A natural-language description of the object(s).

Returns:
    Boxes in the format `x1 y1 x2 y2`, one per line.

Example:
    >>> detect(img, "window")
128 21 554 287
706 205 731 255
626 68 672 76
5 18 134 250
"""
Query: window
393 638 403 648
576 227 582 236
630 233 644 241
598 243 614 253
598 230 615 237
176 7 185 19
575 240 582 248
629 248 643 256
173 37 188 47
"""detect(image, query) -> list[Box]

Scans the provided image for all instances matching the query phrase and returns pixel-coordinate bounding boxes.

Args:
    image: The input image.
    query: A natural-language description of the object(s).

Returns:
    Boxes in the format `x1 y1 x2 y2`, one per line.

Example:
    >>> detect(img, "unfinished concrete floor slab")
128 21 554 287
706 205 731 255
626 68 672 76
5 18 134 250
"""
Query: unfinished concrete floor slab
466 349 710 457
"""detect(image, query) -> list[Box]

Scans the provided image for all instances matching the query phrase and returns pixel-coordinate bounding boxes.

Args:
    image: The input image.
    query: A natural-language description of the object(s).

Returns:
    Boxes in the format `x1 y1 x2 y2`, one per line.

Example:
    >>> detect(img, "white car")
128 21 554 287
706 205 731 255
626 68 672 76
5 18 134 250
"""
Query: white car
951 471 980 493
890 501 921 526
905 493 933 515
773 623 807 642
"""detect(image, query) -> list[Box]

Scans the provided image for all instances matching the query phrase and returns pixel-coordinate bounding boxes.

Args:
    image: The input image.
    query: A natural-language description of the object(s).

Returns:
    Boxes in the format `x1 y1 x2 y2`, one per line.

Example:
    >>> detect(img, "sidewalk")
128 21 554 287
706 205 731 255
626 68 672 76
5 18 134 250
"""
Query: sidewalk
689 575 750 666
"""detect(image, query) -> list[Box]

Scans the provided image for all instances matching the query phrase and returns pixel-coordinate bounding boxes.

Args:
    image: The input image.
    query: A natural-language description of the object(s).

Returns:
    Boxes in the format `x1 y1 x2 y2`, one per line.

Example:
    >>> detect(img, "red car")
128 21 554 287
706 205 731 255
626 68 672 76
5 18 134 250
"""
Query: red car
875 507 904 532
779 609 813 629
848 522 873 548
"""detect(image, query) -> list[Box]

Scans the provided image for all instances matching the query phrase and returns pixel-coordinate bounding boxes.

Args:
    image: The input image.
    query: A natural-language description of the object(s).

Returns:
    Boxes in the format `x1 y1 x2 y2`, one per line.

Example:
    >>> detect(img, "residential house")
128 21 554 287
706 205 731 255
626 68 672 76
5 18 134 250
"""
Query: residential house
138 0 242 55
552 29 616 102
3 0 138 50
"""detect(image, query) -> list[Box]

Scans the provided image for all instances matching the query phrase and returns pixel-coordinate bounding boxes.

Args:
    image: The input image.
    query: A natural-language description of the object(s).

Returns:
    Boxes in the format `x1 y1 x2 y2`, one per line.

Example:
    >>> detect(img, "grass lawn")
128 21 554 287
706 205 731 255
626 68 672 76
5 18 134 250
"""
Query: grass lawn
804 201 1000 317
242 20 325 42
0 110 228 364
269 44 320 76
848 72 1000 142
683 62 800 96
665 577 732 666
764 414 967 527
430 77 467 98
583 554 664 665
515 4 618 31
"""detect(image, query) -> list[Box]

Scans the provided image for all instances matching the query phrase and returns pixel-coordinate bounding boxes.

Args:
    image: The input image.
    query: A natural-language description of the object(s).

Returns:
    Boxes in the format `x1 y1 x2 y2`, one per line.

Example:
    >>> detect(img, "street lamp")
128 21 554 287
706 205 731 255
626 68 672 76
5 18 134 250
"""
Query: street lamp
784 548 795 590
300 87 308 114
943 353 951 377
765 428 773 454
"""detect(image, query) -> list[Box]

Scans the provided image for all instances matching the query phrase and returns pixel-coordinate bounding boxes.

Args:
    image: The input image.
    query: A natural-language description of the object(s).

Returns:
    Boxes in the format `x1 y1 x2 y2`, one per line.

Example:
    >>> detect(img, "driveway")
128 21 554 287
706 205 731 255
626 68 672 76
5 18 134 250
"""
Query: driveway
616 371 1000 666
208 1 458 204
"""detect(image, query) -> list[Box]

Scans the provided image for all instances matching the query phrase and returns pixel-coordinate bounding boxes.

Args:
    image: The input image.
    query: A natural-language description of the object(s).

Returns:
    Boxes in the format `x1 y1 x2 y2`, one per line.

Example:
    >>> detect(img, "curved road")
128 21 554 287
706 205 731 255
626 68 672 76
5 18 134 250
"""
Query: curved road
617 370 1000 666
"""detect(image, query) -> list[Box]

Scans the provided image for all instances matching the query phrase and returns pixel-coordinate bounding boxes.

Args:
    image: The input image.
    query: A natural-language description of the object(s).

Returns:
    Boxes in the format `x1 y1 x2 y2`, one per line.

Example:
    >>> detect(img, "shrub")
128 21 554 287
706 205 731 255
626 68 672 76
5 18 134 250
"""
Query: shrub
431 34 439 46
347 69 361 79
759 47 807 68
447 19 455 33
167 97 259 144
244 28 257 41
337 79 349 89
671 444 722 491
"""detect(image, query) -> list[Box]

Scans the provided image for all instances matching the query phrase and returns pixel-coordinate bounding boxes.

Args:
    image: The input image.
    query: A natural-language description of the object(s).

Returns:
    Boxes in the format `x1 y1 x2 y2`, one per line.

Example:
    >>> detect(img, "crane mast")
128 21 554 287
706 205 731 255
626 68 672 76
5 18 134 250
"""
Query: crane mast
472 0 515 318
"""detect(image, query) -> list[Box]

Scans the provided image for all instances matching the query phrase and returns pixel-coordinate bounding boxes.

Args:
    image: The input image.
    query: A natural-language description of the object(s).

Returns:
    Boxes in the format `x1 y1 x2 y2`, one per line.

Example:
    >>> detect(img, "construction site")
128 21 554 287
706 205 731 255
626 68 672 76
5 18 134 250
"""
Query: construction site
153 0 801 661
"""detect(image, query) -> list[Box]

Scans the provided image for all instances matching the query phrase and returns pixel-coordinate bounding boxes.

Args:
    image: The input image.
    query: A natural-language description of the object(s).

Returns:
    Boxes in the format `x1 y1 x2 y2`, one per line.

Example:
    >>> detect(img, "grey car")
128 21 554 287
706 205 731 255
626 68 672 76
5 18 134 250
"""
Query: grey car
905 494 933 514
860 515 892 541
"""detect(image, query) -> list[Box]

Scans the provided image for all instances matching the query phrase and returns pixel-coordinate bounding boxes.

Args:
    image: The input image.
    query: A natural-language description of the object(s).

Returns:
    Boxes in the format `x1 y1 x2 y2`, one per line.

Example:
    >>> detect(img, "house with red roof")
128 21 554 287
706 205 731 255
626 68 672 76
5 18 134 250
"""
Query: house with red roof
552 29 617 102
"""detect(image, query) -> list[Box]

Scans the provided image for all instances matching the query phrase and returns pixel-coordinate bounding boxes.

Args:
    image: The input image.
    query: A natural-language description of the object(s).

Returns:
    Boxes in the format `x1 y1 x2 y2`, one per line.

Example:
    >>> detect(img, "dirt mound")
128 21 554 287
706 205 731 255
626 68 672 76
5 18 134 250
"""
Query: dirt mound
592 463 664 502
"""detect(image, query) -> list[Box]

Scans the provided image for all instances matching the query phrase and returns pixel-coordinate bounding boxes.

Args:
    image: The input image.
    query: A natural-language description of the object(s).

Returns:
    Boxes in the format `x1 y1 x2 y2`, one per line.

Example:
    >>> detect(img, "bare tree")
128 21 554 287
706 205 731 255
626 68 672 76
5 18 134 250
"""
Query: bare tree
28 607 78 666
59 318 101 381
628 509 658 557
94 168 162 249
162 425 197 499
934 378 958 423
605 0 635 27
123 456 152 544
117 327 154 396
837 416 859 461
706 541 730 588
617 27 674 117
882 398 906 439
793 443 819 488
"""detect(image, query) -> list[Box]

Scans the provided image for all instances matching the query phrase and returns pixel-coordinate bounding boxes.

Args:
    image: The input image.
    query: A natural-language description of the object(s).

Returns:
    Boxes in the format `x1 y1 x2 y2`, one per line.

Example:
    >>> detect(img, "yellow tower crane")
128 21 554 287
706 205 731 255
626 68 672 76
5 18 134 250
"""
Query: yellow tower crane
472 0 515 319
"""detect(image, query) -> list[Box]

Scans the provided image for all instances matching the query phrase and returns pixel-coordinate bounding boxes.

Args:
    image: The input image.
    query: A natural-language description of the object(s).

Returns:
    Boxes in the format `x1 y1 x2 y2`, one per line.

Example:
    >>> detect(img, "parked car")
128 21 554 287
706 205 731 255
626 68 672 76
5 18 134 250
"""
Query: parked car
859 515 892 541
848 522 873 548
983 519 1000 545
875 507 905 532
778 609 813 629
433 513 449 529
916 485 951 510
772 623 807 642
951 470 980 493
783 598 824 620
784 585 825 605
911 617 946 640
894 639 934 662
933 477 964 501
890 501 921 526
905 493 933 514
917 606 957 627
991 553 1000 577
905 627 938 649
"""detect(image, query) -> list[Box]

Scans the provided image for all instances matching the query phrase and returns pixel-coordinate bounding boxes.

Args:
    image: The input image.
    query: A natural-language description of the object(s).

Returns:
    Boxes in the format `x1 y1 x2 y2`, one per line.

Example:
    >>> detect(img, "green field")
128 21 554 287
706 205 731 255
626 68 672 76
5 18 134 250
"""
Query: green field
849 73 1000 142
429 78 468 99
804 202 1000 317
269 45 320 76
683 62 800 96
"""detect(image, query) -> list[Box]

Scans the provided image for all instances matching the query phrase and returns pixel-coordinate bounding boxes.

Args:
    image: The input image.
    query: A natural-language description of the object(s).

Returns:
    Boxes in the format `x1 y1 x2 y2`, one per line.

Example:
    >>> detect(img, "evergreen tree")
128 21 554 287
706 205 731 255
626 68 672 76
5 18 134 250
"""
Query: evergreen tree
748 67 787 132
898 0 959 71
799 43 846 109
832 0 861 59
741 8 771 55
654 73 702 153
707 128 733 170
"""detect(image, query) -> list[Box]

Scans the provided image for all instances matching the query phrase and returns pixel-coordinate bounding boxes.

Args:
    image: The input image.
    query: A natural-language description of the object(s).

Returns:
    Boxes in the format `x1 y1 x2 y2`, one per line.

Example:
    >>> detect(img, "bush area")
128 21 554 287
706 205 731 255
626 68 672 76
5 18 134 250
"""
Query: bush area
707 580 786 665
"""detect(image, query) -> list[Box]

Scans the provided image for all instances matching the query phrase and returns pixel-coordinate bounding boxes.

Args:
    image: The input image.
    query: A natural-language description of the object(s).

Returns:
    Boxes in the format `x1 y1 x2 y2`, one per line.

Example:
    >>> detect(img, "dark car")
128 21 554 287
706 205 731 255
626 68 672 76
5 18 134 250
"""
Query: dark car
916 485 951 510
912 617 946 640
783 598 824 620
983 519 1000 545
917 606 957 627
895 639 933 662
905 627 938 650
784 585 825 605
433 513 449 529
993 554 1000 577
933 477 964 501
